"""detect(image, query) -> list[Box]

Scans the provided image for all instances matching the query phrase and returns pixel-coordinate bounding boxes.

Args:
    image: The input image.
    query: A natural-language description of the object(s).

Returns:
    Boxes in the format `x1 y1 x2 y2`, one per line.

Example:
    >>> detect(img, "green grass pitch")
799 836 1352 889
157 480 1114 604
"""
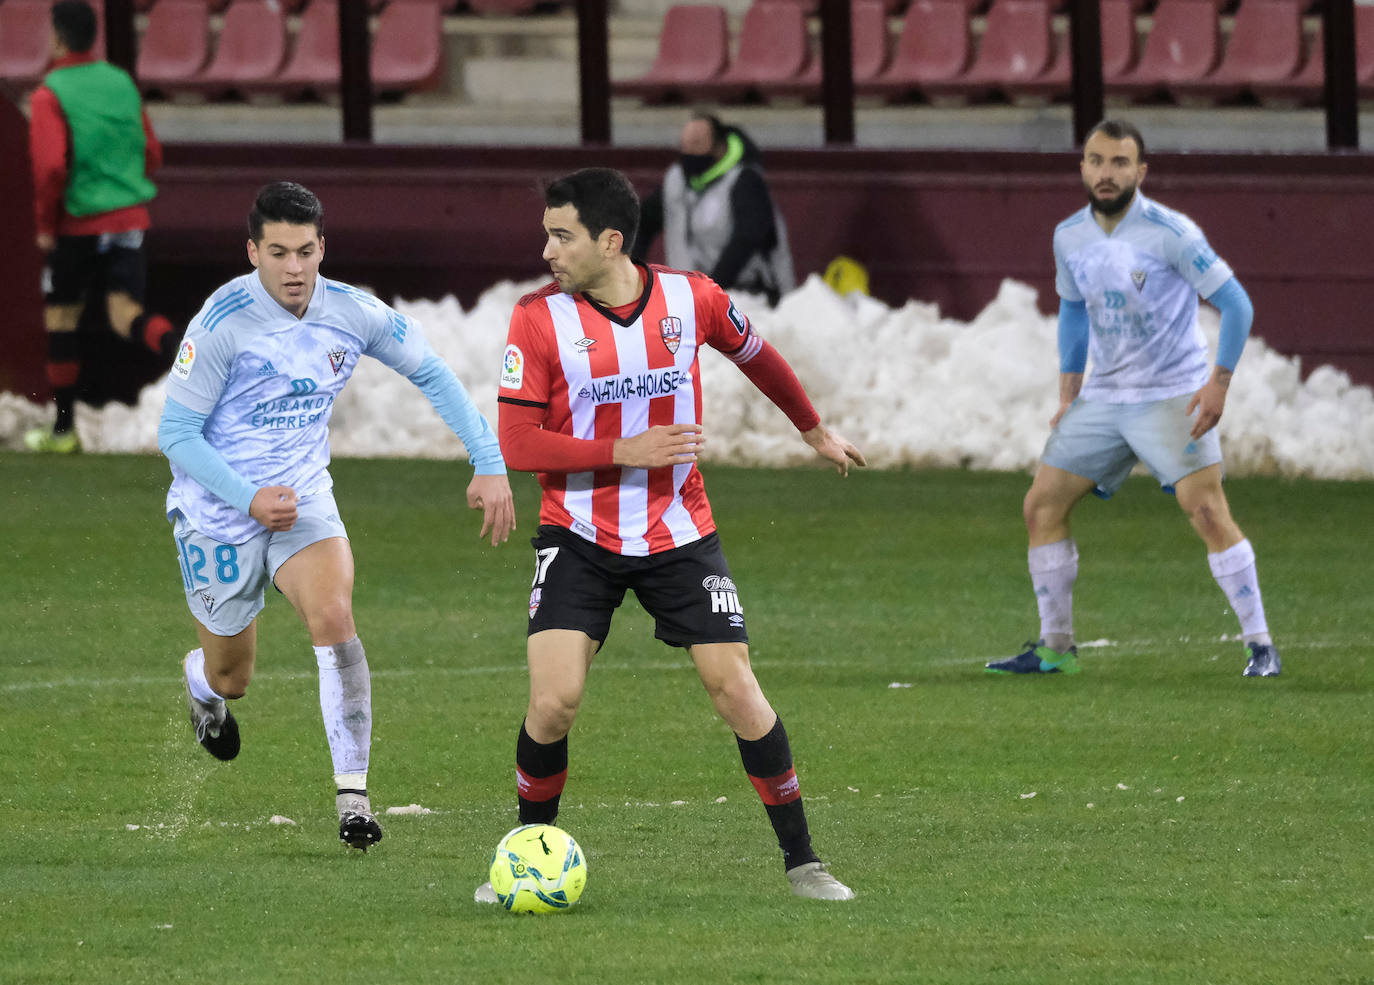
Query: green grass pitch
2 453 1371 984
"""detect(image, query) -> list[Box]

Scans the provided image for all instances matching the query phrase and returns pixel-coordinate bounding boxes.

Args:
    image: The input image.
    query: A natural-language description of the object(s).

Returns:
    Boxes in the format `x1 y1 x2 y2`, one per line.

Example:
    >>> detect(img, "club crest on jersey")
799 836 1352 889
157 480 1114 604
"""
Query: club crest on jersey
198 590 216 614
502 344 525 389
528 587 542 619
1131 270 1147 292
327 349 348 375
659 316 683 354
172 339 196 380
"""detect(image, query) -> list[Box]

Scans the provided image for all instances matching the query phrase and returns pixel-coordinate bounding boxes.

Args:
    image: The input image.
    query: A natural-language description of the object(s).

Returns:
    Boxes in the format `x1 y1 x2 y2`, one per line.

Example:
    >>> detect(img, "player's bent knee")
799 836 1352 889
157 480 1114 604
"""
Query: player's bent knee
302 601 355 646
527 691 579 736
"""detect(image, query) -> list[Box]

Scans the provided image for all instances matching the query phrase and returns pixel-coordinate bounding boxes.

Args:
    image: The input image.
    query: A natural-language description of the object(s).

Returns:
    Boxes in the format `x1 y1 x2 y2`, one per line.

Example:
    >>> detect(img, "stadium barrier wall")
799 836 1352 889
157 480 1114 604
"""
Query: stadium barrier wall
3 141 1372 404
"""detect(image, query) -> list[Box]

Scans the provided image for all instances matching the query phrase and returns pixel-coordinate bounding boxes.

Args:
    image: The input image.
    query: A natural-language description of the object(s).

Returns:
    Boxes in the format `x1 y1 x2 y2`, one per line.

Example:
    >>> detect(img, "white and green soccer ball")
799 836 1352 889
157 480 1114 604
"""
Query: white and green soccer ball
488 823 587 914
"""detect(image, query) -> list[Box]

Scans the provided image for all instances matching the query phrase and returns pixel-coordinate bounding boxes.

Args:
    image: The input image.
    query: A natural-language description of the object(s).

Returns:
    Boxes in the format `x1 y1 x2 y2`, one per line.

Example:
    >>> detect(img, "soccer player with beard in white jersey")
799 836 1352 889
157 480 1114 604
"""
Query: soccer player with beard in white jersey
159 181 516 850
986 120 1281 679
474 167 865 903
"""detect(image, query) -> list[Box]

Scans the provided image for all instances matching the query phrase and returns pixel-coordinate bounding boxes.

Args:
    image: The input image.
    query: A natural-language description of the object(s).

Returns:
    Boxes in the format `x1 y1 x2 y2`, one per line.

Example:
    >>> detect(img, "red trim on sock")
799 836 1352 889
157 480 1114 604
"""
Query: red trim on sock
748 768 801 806
142 314 175 352
517 767 567 802
46 361 79 387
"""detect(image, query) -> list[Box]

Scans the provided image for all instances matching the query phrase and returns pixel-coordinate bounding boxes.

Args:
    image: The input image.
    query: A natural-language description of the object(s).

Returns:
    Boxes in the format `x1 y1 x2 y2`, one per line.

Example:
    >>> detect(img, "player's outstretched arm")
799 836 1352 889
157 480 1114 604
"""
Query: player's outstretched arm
801 424 866 477
466 473 516 546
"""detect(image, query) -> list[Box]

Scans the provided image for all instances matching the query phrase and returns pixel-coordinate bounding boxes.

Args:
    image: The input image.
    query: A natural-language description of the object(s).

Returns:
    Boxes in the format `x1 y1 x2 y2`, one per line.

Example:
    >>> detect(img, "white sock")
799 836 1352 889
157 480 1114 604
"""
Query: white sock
184 648 224 705
316 637 372 777
1029 538 1078 652
1208 539 1271 645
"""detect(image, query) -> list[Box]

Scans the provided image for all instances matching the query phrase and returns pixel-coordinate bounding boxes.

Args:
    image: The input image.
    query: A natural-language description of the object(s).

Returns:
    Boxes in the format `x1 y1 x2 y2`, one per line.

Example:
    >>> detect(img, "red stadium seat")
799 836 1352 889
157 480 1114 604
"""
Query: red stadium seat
611 5 730 103
1252 22 1324 105
189 0 287 96
921 0 1054 101
0 0 54 90
769 0 891 98
1109 0 1219 100
276 0 341 96
1017 0 1137 101
1358 5 1374 98
859 0 971 99
136 0 211 91
465 0 542 12
372 0 445 94
688 1 812 102
1170 0 1302 102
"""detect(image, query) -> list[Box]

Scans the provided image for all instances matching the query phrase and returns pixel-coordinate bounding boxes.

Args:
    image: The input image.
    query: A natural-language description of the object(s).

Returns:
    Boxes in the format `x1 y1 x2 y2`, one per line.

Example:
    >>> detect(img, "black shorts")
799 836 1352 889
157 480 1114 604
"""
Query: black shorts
44 231 148 306
526 524 749 649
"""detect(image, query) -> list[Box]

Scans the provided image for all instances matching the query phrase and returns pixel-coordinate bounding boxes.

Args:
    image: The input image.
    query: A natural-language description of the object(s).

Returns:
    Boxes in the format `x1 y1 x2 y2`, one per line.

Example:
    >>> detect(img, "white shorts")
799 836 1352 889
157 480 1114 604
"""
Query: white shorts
171 490 348 636
1041 394 1223 499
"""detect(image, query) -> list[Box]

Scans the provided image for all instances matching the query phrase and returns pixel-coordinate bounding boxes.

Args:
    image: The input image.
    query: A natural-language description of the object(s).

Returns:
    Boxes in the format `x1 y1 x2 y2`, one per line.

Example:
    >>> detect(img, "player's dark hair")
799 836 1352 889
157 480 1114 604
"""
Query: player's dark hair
1086 119 1146 161
248 181 325 241
544 168 640 251
51 0 98 54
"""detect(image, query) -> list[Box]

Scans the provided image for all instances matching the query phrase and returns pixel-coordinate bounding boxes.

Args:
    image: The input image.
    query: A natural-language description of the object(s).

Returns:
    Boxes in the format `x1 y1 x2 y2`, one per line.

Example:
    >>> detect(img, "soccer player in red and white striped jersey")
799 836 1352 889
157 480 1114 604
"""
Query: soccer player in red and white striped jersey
479 168 864 903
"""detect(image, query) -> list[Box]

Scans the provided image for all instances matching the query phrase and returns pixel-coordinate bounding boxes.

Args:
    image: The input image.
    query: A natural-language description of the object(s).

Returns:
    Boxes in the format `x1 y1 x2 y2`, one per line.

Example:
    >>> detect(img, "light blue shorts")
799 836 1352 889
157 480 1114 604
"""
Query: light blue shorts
1041 394 1222 499
171 490 349 636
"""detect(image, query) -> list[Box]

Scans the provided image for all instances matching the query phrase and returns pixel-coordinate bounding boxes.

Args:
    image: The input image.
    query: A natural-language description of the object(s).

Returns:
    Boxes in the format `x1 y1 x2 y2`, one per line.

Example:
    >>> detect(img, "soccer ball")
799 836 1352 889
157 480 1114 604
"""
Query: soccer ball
488 823 587 913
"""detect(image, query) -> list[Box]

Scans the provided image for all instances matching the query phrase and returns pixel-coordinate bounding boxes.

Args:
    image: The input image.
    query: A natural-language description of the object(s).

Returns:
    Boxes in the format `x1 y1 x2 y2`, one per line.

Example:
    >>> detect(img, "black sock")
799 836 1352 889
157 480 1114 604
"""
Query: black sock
737 717 818 870
516 720 568 825
46 330 81 434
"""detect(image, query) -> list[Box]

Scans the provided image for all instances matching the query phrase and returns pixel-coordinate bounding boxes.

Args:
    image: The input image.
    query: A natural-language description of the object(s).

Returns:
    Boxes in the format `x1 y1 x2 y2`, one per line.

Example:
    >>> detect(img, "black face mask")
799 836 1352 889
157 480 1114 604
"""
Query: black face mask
679 153 715 179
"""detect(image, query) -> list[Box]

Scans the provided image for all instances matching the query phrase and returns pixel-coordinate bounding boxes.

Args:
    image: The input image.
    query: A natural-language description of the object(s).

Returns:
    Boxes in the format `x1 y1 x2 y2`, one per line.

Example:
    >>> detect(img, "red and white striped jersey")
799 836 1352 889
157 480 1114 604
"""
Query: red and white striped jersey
498 264 762 557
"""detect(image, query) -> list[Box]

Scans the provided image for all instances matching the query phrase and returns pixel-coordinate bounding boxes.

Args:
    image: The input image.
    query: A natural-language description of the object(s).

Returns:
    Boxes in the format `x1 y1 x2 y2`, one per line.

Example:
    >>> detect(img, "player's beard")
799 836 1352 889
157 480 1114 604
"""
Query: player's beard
1086 180 1137 218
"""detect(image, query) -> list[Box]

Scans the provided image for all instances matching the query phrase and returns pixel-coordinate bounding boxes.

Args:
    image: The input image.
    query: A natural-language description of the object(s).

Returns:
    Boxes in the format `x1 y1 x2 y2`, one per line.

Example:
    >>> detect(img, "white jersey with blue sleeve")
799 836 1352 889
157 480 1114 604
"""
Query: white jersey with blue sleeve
164 272 431 543
1053 191 1233 403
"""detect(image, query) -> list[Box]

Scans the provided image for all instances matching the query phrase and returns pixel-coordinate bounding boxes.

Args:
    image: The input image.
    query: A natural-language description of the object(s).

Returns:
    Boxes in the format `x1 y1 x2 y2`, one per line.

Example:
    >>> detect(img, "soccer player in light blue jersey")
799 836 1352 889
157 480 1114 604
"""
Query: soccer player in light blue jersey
159 182 516 849
986 120 1281 680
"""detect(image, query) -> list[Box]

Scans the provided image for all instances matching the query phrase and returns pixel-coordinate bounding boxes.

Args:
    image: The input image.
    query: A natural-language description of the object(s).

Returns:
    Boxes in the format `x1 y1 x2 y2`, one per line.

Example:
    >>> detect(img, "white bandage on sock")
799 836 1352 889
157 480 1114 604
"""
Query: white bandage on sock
1029 538 1079 648
1207 538 1271 643
316 636 372 776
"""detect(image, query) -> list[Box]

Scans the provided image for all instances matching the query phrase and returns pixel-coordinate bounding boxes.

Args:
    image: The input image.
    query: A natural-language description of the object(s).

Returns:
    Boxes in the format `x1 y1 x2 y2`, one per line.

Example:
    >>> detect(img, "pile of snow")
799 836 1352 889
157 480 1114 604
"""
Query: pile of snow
2 276 1371 479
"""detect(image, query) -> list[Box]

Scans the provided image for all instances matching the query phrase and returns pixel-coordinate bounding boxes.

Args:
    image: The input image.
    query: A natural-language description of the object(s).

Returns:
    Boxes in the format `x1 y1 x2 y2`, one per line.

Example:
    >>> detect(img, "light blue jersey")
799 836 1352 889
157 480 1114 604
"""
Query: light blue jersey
164 271 500 543
1053 191 1233 403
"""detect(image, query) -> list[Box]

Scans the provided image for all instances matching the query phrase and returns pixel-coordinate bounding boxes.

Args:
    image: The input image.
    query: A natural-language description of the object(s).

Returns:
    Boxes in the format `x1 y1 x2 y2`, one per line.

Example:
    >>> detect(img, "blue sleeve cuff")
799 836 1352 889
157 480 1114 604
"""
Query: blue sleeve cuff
1207 277 1254 370
1058 299 1090 374
407 353 506 474
157 397 258 514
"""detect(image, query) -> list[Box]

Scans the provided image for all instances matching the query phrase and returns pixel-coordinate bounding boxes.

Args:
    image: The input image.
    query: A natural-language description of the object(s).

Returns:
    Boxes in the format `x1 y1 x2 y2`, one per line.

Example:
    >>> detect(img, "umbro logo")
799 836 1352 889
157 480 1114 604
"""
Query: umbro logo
257 362 277 377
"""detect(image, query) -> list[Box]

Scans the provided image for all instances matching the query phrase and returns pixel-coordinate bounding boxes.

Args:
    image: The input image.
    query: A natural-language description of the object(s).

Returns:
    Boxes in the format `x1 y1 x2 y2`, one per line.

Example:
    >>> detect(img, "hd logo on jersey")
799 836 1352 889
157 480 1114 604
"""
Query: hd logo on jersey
172 339 196 380
502 344 525 389
703 574 744 626
1103 290 1127 309
726 300 749 336
327 349 348 375
290 378 318 396
659 316 683 354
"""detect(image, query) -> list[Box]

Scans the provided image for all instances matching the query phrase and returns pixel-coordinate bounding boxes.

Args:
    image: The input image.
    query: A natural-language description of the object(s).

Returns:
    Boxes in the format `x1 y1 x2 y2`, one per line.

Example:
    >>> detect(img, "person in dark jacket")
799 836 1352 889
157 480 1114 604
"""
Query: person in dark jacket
634 113 795 306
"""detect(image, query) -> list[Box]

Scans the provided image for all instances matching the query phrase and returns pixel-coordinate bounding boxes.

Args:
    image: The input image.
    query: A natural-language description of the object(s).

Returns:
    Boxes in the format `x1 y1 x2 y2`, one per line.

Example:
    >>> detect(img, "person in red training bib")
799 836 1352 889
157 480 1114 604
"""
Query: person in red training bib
26 0 181 452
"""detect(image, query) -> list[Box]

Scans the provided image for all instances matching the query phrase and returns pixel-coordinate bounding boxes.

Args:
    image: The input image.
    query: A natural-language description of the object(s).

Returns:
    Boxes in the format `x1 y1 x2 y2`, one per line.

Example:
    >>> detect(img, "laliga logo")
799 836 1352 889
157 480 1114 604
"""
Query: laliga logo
504 348 522 374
